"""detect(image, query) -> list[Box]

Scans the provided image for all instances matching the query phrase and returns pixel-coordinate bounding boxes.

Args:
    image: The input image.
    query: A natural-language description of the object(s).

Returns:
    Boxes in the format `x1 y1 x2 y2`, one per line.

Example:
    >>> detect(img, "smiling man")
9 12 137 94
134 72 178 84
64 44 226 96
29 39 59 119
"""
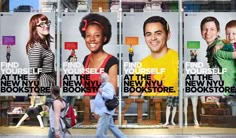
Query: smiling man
141 16 179 126
141 16 178 96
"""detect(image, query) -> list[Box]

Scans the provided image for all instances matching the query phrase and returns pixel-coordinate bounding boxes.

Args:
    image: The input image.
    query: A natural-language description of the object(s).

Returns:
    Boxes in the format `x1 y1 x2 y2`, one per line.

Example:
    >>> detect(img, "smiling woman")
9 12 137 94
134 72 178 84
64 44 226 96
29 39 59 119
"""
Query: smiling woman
79 13 118 96
26 14 55 95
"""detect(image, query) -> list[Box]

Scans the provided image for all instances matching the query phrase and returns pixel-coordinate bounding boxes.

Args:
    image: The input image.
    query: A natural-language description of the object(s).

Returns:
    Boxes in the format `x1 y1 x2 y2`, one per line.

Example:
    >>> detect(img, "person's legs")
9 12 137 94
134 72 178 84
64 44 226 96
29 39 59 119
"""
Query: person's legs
191 96 199 126
66 55 72 62
213 96 220 107
6 53 10 62
171 107 177 125
170 97 179 126
61 131 65 138
96 114 109 138
48 128 54 138
36 115 44 128
129 54 133 62
184 97 188 126
200 96 205 114
108 115 127 138
16 113 29 127
33 105 44 128
164 106 171 126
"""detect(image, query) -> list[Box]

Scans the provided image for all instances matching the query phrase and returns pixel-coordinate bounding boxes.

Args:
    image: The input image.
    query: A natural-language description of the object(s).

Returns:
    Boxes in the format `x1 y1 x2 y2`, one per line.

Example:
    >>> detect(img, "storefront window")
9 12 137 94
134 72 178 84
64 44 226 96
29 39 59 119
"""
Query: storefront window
0 0 236 137
183 0 236 130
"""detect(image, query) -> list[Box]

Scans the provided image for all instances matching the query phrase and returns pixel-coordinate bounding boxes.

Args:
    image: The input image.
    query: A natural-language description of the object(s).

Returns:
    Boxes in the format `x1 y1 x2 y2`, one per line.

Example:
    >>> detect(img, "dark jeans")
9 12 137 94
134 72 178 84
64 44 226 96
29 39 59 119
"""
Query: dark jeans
129 53 133 62
48 128 65 138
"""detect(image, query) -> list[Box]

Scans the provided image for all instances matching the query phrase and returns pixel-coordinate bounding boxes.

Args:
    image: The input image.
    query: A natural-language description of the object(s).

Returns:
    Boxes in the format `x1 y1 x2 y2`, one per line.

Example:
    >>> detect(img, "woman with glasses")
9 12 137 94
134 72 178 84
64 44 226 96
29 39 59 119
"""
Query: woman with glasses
26 14 55 95
16 14 55 128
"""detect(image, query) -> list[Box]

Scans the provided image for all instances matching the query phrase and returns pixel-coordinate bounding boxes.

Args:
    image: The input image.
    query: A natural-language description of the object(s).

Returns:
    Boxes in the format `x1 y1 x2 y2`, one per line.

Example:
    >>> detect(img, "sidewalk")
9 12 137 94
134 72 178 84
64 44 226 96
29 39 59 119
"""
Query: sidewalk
0 126 236 138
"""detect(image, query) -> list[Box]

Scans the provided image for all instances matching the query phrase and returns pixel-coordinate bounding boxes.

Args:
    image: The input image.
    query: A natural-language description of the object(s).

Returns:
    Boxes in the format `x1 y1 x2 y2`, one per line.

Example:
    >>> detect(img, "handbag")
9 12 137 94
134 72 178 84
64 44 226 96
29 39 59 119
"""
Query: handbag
104 96 119 111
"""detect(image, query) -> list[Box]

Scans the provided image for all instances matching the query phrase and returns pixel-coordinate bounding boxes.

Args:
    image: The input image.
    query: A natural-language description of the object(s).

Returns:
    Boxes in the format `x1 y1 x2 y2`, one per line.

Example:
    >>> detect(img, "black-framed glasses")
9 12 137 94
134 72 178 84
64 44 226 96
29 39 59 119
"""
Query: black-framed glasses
36 20 51 28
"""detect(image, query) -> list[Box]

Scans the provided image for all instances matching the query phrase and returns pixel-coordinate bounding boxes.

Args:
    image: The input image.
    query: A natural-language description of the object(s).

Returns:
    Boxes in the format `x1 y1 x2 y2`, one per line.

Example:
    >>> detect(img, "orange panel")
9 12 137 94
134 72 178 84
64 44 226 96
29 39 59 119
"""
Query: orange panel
125 36 139 46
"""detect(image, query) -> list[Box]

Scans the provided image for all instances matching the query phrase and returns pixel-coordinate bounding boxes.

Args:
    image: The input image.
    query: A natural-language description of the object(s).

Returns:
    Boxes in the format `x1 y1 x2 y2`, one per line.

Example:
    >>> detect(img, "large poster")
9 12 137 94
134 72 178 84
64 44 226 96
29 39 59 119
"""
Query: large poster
0 13 55 96
122 12 179 97
61 12 118 96
184 12 236 97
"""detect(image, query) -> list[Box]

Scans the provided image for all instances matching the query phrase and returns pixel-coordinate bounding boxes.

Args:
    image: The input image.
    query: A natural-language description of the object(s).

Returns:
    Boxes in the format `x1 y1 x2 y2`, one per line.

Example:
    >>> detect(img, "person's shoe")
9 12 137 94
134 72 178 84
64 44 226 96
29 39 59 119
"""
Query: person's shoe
15 123 21 128
194 120 199 126
163 122 169 126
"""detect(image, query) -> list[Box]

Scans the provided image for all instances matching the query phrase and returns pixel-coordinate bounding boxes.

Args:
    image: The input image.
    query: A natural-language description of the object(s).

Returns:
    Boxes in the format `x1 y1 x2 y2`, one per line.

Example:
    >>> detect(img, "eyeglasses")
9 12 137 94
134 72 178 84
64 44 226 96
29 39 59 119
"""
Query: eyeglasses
36 20 51 28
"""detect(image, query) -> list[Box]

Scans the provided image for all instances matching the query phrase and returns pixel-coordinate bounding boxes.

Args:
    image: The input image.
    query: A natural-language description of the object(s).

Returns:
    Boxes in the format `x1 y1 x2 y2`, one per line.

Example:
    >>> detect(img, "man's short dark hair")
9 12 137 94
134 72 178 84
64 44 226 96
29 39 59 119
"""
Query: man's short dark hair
143 16 170 36
200 16 220 32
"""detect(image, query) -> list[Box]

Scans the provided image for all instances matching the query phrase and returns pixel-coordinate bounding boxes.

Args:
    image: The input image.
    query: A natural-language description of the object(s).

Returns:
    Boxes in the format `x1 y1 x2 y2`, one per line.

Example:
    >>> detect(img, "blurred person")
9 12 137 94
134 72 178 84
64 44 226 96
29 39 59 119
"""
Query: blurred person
93 73 126 138
48 86 66 138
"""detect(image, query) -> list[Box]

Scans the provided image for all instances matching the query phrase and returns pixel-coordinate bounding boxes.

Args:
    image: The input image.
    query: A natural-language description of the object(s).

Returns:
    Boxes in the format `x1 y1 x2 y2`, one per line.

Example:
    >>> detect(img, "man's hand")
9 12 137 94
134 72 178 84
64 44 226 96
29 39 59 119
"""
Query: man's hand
98 88 103 94
214 44 223 53
55 130 60 138
93 113 99 120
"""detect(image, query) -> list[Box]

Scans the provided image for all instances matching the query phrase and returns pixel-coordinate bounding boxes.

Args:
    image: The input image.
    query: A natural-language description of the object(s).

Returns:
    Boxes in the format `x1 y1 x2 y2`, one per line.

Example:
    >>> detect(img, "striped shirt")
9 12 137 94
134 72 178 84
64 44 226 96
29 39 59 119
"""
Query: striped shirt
28 42 55 81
